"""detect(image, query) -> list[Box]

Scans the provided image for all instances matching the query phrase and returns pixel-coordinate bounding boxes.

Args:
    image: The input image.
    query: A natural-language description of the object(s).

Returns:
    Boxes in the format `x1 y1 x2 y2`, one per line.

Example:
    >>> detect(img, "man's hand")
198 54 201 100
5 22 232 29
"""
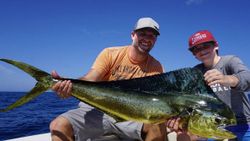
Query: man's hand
165 117 184 134
142 123 166 141
204 69 239 87
51 70 72 98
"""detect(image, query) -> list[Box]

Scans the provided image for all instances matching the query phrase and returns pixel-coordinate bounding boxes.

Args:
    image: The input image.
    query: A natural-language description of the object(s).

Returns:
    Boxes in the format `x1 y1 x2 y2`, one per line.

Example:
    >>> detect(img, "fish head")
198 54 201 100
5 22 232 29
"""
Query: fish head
187 109 237 140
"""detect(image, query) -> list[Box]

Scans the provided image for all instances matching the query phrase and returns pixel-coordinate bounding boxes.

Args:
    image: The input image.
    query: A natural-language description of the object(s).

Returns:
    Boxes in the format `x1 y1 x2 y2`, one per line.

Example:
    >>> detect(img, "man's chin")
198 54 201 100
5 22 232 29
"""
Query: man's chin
138 46 150 53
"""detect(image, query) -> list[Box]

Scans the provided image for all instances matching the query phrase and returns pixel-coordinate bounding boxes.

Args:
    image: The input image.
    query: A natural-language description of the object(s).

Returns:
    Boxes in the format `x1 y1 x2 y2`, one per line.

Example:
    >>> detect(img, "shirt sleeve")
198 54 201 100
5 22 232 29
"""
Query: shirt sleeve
148 55 164 74
227 56 250 91
91 48 112 76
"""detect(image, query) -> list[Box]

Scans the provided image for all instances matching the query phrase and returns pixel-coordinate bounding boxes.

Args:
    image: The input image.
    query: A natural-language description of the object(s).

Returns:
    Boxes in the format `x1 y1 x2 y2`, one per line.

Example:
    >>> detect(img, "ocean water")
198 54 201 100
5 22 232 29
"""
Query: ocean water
0 92 79 140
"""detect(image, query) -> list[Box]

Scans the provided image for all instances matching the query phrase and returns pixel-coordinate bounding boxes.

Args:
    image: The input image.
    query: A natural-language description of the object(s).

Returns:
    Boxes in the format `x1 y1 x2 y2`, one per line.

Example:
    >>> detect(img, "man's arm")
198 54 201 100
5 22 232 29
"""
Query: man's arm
52 48 111 98
51 68 105 98
79 69 106 81
229 56 250 91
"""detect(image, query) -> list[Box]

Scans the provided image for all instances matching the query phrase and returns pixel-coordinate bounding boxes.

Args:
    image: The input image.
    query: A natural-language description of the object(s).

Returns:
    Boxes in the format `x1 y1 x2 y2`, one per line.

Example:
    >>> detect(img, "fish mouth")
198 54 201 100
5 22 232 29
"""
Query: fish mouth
187 110 237 140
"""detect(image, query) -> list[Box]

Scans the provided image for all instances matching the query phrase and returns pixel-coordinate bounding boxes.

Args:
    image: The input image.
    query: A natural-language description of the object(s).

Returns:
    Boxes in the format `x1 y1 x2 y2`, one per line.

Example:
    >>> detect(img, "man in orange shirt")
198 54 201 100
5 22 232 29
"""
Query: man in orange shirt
50 17 165 141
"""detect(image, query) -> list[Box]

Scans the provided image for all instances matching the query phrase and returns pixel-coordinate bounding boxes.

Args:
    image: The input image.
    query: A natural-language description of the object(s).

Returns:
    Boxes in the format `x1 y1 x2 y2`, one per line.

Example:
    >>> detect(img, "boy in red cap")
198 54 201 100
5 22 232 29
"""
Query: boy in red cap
188 30 250 141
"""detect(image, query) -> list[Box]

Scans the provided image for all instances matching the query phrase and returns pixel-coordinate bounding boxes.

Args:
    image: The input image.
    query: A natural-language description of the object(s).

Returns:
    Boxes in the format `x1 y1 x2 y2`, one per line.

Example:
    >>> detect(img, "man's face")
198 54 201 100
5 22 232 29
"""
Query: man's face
131 28 158 54
189 42 217 62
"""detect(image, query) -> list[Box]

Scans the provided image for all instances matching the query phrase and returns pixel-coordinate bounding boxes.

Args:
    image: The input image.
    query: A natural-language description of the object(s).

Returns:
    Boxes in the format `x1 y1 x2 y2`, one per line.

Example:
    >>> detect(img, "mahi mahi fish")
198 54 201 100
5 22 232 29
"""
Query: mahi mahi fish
0 58 236 140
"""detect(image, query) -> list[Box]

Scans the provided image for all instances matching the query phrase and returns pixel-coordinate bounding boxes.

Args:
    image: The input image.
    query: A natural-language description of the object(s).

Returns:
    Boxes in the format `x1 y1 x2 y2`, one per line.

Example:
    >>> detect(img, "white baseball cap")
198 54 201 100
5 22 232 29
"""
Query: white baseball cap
134 17 160 35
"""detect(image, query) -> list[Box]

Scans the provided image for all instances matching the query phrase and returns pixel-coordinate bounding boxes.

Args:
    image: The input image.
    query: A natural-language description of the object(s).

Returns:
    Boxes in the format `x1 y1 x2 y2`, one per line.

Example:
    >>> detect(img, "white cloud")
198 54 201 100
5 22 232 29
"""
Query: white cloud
186 0 204 5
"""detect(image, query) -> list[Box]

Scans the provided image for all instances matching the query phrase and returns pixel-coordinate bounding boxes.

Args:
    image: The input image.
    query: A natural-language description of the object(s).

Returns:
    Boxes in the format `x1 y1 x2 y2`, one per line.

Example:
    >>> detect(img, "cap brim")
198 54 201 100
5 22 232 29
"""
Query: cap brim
134 27 160 35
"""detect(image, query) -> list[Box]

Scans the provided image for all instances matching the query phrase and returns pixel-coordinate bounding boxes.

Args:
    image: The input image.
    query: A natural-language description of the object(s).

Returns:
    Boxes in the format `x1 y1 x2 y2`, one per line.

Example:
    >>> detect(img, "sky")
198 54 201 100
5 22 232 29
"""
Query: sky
0 0 250 91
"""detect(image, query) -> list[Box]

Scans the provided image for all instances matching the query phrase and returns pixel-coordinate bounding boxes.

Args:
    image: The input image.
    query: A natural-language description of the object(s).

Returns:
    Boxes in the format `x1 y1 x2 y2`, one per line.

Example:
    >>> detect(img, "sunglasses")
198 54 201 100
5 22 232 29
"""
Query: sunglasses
189 42 215 55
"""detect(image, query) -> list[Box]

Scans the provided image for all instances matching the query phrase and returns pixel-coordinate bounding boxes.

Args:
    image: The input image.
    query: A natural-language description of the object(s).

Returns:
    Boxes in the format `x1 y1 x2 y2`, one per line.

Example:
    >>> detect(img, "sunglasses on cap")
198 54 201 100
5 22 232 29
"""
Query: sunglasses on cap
189 42 215 55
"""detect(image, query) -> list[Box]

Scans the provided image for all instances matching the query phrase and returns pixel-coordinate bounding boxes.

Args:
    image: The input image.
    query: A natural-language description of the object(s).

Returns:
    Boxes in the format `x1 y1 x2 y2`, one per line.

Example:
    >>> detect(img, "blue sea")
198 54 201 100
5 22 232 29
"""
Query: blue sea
0 92 79 140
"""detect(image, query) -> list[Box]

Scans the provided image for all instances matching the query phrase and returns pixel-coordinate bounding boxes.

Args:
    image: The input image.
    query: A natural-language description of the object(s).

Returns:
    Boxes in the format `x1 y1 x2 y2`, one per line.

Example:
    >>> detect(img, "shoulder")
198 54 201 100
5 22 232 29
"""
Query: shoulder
222 55 235 58
148 55 164 72
95 46 130 65
102 46 128 53
220 55 243 63
221 55 239 60
219 55 248 74
98 46 129 59
148 55 162 65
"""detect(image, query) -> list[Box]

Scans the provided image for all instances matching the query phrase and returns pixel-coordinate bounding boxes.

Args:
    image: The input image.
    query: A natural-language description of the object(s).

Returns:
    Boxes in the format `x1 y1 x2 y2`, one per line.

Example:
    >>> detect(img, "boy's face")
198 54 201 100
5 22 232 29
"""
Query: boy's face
190 42 217 63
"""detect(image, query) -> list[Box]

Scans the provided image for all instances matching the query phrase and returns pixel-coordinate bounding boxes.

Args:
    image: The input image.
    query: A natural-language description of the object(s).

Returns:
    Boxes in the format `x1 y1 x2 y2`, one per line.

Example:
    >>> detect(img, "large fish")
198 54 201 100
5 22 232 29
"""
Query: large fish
0 58 236 140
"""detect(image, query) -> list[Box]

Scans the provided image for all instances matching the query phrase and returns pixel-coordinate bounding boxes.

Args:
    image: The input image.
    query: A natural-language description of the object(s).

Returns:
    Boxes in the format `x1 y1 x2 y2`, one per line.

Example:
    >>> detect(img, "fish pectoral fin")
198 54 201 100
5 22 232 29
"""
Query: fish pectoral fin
0 82 48 112
178 107 194 117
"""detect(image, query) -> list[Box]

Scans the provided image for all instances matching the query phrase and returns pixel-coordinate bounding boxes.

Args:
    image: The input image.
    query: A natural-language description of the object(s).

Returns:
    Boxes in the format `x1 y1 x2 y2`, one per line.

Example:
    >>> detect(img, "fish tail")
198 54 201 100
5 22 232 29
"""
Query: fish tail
0 58 52 112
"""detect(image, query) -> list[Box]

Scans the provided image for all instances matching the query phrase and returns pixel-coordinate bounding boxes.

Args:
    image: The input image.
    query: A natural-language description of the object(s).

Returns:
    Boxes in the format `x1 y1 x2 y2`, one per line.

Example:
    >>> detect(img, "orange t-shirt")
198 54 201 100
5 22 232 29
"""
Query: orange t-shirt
91 46 164 81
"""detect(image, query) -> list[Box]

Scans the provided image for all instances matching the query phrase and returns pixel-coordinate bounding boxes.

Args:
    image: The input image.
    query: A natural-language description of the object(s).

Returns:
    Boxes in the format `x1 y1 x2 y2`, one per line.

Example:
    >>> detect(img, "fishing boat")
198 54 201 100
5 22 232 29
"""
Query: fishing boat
5 133 51 141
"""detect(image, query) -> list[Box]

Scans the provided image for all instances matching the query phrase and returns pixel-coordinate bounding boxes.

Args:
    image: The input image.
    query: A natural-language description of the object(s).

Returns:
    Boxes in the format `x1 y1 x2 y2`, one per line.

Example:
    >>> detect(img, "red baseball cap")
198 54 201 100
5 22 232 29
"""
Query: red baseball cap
188 30 217 48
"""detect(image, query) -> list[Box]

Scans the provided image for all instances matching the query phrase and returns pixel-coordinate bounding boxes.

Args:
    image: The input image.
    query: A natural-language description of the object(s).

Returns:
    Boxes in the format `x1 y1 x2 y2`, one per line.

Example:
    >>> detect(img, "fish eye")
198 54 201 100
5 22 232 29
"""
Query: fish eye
215 117 222 124
187 107 194 113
